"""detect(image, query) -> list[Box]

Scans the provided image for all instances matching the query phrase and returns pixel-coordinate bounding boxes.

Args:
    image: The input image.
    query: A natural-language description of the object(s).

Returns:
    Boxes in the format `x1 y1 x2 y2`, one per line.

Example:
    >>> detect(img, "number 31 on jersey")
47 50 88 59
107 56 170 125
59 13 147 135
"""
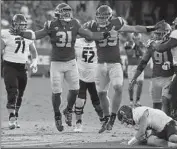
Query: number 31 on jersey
56 31 72 47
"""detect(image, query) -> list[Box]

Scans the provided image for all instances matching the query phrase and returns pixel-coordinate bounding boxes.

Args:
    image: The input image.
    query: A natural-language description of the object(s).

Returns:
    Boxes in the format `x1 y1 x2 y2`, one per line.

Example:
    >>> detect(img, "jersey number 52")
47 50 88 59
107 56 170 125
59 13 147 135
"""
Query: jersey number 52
82 51 95 63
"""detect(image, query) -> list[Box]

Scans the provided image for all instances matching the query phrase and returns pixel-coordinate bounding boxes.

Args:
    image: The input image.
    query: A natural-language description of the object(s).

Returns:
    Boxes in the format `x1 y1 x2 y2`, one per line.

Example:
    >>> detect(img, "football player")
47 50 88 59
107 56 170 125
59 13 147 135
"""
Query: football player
124 33 145 107
151 18 177 119
74 23 103 132
86 4 165 133
9 3 111 132
117 105 177 148
129 22 174 116
1 14 38 129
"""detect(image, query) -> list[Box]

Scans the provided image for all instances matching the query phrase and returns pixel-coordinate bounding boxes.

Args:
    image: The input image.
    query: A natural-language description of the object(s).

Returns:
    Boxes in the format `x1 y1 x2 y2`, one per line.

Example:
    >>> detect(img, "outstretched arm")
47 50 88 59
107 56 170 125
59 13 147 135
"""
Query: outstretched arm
19 29 48 40
78 27 109 40
155 38 177 52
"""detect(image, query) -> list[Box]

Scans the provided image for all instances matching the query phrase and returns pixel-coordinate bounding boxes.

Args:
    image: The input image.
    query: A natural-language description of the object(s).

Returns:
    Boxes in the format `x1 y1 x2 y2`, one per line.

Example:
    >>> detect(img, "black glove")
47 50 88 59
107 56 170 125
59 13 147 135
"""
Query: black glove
103 32 111 39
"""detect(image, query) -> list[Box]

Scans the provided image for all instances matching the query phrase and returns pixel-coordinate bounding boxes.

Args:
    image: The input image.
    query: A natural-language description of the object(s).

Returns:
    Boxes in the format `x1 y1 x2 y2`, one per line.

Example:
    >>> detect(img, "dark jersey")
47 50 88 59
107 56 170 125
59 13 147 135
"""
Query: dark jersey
88 17 124 63
44 18 81 61
143 40 174 78
125 41 145 65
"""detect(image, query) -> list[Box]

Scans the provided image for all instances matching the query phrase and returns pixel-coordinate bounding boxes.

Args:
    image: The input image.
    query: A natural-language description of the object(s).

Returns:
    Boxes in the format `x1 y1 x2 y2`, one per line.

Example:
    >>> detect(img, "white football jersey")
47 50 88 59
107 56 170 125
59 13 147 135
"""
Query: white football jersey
1 29 34 64
75 38 97 82
133 106 172 132
169 30 177 65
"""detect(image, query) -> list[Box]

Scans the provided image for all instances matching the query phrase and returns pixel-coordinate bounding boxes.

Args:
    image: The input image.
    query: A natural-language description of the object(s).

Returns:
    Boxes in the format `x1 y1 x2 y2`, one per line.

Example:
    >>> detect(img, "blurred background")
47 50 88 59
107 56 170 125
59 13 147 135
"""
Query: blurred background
1 0 177 77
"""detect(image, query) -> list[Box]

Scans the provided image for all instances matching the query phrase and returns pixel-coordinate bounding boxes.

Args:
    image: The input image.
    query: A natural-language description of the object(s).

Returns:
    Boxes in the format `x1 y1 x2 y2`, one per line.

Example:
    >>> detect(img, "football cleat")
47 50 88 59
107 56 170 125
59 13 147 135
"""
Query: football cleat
98 116 109 133
135 101 141 107
15 118 20 128
130 101 134 107
55 115 64 132
74 120 83 132
8 113 16 130
107 114 116 131
63 108 72 126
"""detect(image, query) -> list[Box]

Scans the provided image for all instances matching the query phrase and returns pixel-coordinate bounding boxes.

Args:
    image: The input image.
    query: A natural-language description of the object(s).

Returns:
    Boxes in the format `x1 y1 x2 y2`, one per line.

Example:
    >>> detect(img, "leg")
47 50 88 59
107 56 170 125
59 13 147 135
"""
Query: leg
74 80 87 132
50 62 64 132
147 135 171 147
161 76 173 116
107 63 124 130
15 70 28 128
87 82 103 121
95 63 110 133
127 65 135 105
64 60 79 126
150 79 162 110
3 62 18 129
135 70 144 105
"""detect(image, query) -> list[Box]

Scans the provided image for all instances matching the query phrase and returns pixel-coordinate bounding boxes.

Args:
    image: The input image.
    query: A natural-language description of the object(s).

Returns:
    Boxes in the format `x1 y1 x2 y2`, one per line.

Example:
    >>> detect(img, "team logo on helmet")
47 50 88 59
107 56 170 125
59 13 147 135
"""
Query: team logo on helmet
95 5 112 28
54 3 73 22
153 22 172 40
12 14 27 32
117 105 135 125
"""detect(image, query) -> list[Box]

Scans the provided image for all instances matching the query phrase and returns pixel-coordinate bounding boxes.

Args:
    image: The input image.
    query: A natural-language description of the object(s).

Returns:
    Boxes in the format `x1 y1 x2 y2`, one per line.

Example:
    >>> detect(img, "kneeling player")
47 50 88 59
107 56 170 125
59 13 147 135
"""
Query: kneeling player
117 105 177 148
1 14 38 129
74 34 103 132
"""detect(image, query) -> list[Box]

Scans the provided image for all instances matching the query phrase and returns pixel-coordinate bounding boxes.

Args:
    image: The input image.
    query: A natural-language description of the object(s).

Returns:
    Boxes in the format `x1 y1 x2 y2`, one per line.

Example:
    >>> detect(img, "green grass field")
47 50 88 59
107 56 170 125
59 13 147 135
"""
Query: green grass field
1 78 156 148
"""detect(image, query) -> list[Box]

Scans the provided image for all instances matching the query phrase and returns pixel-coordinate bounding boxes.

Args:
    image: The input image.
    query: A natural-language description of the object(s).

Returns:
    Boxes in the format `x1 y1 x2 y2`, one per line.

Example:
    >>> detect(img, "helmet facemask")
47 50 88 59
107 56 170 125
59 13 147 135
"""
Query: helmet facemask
55 7 73 22
13 21 27 32
96 13 112 27
119 110 135 126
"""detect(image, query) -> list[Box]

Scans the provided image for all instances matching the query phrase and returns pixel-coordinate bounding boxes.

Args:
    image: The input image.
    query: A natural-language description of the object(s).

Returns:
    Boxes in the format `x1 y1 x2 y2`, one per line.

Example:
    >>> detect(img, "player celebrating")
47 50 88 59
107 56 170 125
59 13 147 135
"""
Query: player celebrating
9 3 111 132
124 33 145 107
1 14 38 130
74 25 103 132
117 105 177 148
86 4 165 133
129 23 174 115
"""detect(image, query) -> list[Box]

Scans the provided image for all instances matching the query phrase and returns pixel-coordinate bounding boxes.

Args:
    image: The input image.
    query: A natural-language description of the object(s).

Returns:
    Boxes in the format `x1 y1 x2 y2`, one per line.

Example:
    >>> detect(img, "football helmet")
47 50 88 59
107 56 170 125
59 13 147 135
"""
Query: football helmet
153 22 172 40
54 3 73 22
12 14 27 32
117 105 135 125
132 32 142 41
95 5 112 27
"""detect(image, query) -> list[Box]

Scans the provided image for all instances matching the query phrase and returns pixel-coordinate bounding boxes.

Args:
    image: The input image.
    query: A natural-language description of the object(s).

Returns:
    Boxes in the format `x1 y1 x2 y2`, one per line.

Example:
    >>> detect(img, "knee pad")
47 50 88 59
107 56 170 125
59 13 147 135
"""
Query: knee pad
74 98 86 115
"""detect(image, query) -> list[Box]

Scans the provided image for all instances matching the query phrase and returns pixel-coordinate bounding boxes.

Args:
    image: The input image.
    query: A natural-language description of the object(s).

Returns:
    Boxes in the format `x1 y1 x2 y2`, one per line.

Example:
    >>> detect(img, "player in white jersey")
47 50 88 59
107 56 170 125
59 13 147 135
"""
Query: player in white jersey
74 32 103 132
1 14 38 130
117 105 177 147
151 19 177 119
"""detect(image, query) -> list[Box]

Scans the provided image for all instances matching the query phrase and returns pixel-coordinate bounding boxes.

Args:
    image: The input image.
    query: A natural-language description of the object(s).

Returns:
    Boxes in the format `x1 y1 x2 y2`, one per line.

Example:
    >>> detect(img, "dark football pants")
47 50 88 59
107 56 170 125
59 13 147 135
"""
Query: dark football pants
78 80 100 107
3 61 27 111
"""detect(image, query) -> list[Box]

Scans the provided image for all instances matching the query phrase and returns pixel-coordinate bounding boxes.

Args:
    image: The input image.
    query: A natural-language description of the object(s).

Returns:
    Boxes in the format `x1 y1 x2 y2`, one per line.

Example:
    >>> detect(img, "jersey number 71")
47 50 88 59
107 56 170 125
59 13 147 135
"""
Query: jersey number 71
15 38 25 53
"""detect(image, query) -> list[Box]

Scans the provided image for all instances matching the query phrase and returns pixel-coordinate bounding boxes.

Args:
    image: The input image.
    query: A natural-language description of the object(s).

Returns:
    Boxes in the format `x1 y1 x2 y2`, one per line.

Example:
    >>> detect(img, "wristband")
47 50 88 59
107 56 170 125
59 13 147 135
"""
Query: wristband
128 137 138 145
146 26 156 32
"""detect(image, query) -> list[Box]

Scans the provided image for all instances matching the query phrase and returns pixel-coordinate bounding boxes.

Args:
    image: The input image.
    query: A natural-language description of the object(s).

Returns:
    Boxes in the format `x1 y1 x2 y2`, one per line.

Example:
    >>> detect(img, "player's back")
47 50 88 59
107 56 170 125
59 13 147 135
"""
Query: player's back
75 38 97 82
45 18 81 62
133 106 172 132
147 39 174 77
1 29 33 64
88 17 124 63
